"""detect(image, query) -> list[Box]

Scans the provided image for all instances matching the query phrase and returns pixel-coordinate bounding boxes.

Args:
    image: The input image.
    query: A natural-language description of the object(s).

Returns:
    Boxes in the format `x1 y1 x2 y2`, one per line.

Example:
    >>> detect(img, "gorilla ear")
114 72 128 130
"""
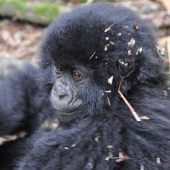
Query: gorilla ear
137 50 165 85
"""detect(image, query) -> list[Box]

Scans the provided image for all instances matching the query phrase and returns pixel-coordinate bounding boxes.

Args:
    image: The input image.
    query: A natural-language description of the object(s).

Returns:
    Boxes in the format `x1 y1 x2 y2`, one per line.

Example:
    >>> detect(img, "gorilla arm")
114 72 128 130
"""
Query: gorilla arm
0 65 40 135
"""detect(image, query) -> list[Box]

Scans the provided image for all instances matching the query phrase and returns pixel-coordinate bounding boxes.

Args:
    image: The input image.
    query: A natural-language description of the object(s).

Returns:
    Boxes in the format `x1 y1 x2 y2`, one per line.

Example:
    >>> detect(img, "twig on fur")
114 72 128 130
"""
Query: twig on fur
104 24 114 33
118 77 142 122
89 51 96 60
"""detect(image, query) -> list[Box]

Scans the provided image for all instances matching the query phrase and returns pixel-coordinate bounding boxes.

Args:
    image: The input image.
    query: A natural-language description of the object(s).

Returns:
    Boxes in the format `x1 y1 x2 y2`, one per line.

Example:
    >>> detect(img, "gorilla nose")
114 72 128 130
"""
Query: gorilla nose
55 82 68 98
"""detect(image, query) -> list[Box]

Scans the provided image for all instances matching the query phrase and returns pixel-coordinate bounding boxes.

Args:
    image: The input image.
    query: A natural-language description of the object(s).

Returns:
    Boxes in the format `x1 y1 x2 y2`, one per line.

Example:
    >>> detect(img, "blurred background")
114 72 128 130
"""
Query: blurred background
0 0 170 77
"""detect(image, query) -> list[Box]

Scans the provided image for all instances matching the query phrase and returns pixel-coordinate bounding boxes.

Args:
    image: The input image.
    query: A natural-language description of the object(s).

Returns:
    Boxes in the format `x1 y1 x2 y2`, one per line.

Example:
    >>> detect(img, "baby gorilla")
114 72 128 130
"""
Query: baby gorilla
50 64 98 123
0 2 170 170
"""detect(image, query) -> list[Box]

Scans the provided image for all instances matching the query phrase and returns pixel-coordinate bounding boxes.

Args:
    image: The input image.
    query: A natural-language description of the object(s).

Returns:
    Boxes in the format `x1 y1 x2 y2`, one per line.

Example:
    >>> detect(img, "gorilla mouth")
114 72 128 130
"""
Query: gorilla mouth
55 110 76 115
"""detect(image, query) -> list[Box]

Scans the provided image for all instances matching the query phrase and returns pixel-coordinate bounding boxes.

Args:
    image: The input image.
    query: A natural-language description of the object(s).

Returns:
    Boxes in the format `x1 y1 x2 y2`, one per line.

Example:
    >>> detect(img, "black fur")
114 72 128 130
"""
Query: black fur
0 3 170 170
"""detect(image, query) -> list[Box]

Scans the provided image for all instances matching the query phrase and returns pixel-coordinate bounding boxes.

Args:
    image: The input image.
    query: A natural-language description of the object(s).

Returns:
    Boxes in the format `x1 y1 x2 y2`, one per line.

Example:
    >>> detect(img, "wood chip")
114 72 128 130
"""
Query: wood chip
128 38 136 47
108 76 114 85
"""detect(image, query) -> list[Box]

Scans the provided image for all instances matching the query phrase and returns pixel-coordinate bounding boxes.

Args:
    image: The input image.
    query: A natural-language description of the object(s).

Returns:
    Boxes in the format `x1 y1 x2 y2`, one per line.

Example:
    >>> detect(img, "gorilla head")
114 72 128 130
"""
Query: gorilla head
40 3 164 124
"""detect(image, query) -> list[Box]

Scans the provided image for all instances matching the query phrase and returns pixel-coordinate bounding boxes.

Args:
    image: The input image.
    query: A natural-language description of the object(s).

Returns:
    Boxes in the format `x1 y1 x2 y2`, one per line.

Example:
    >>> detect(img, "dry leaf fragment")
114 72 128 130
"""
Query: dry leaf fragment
132 22 139 30
50 122 58 130
117 32 122 36
105 152 113 161
156 46 165 58
108 76 114 85
110 41 115 45
89 51 96 60
95 136 100 143
157 157 161 164
116 151 129 163
128 49 132 56
140 164 144 170
107 97 111 106
136 47 143 55
107 145 113 149
71 144 76 147
104 43 111 51
105 90 111 93
128 38 135 47
119 59 128 66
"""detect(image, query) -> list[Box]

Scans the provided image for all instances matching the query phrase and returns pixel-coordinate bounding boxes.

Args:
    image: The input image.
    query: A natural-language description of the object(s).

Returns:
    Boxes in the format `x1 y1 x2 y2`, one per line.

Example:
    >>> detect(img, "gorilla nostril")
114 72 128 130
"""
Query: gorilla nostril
57 89 68 99
55 82 69 99
58 94 67 100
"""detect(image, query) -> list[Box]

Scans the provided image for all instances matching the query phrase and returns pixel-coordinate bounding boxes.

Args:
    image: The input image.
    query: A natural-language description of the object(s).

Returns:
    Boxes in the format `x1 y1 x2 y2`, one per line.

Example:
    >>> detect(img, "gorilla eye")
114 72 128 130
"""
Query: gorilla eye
72 71 82 81
54 65 62 72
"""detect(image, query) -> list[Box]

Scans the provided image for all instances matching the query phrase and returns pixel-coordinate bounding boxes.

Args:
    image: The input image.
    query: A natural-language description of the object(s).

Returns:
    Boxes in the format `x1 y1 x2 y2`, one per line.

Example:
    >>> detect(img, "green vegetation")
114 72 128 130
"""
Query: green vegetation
0 0 5 6
0 0 68 25
35 3 59 22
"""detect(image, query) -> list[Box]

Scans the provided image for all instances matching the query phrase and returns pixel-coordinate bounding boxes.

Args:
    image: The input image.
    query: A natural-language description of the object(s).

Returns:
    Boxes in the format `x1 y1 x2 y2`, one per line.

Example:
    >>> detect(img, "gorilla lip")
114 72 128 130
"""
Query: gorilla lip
55 109 77 115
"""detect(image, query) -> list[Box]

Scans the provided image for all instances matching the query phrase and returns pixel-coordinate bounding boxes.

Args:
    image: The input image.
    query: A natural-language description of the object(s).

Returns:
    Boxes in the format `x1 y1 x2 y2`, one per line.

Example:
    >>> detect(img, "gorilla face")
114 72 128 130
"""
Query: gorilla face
50 63 103 122
41 3 162 124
